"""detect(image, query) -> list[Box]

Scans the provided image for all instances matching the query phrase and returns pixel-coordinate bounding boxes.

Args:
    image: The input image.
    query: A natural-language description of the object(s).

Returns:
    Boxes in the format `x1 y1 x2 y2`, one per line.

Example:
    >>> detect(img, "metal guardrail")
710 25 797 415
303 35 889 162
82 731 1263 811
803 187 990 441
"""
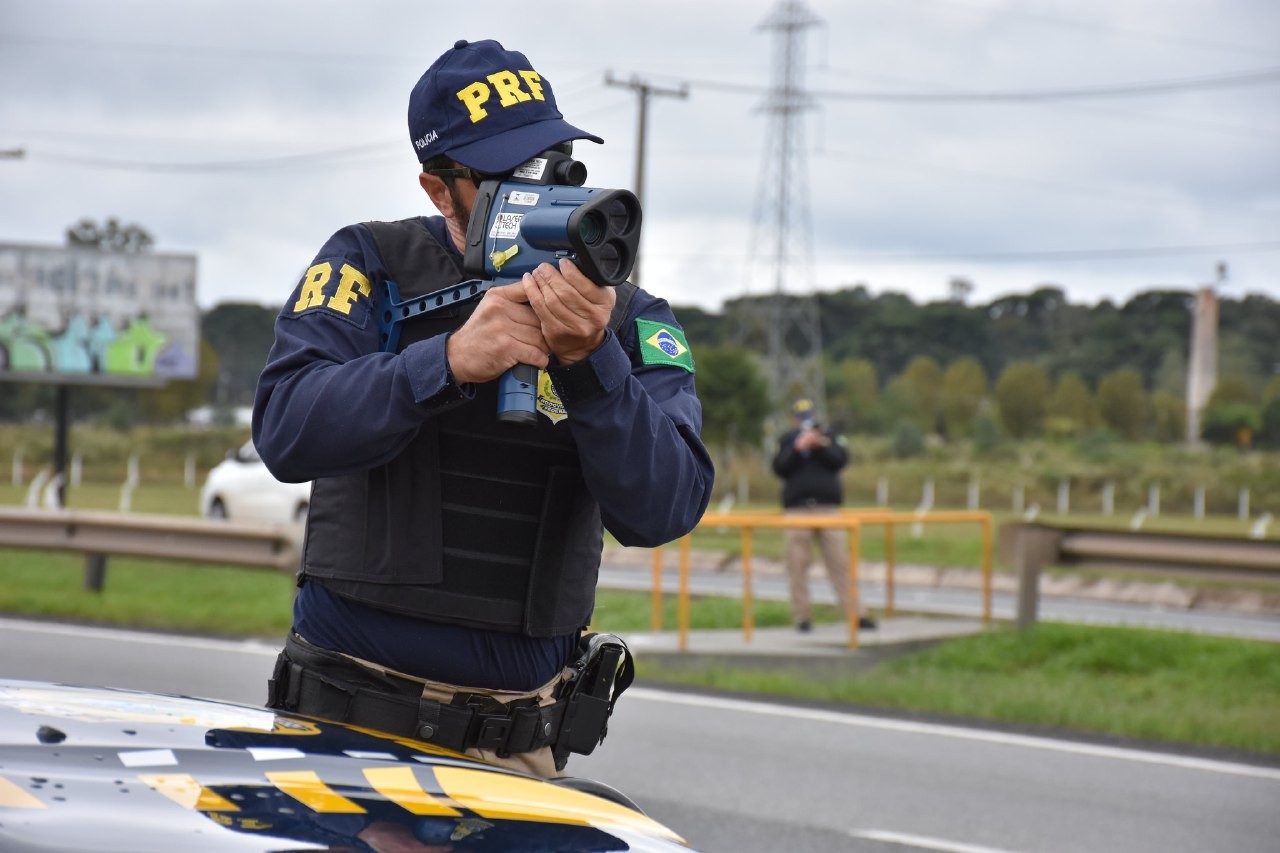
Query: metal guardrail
650 509 994 652
0 508 302 589
998 522 1280 628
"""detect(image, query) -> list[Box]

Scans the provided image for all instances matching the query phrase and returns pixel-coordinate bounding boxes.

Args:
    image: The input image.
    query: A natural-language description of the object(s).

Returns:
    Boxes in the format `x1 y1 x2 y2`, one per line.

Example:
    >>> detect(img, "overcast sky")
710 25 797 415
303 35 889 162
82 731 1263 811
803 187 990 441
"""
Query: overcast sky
2 0 1278 315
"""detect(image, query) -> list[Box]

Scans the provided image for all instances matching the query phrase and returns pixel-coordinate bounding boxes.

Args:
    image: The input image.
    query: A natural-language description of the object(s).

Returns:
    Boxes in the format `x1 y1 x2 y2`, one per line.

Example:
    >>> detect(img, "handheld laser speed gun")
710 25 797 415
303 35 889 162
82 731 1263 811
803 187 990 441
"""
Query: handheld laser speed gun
377 148 642 425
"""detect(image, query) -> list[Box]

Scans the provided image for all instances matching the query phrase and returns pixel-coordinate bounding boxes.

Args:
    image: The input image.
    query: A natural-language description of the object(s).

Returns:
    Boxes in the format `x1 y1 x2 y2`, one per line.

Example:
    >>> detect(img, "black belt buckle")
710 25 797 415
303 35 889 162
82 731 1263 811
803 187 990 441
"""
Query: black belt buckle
474 715 512 754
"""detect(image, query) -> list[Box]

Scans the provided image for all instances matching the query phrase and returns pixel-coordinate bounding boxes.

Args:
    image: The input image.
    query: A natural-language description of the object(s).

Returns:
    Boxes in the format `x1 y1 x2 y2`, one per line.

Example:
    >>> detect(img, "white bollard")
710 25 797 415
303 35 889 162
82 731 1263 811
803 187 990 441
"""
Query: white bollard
71 454 82 487
120 453 141 512
42 473 64 509
184 454 196 488
1102 482 1115 516
876 476 889 507
1057 480 1070 515
967 478 980 510
911 480 935 537
1194 485 1205 520
1239 489 1251 521
1148 485 1160 517
12 450 23 486
25 469 50 508
1012 484 1025 515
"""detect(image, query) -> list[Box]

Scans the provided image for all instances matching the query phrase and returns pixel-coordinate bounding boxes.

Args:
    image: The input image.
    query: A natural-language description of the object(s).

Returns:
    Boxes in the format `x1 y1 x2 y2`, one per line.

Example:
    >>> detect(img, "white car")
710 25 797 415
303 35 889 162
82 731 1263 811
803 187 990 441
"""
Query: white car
199 440 311 523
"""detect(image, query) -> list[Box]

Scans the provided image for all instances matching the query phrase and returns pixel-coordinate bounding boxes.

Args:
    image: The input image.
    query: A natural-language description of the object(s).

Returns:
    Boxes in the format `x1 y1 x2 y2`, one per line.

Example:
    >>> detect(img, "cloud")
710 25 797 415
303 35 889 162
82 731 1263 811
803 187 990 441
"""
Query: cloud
1 0 1277 316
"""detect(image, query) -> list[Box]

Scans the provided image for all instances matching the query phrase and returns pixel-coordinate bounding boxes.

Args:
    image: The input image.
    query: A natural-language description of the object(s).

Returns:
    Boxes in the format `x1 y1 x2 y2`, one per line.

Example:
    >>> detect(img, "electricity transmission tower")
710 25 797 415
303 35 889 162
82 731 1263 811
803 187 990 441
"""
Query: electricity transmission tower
738 0 827 423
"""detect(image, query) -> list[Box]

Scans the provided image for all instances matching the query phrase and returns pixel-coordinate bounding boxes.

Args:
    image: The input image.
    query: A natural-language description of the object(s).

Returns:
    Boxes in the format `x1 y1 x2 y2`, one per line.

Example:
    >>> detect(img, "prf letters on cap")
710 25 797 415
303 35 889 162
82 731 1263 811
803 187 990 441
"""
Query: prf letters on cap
456 70 546 124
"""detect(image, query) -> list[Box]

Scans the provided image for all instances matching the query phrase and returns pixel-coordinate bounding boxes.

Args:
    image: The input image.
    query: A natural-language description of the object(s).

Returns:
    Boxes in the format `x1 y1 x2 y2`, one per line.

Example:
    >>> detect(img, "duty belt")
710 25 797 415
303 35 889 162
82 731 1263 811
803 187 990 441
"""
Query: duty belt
267 644 564 758
266 631 633 767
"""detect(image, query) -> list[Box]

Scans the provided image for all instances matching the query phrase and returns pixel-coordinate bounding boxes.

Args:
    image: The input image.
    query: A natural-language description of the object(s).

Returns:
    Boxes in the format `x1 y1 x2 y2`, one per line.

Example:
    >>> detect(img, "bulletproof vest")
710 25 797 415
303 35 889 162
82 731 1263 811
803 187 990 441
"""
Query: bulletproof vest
301 218 632 637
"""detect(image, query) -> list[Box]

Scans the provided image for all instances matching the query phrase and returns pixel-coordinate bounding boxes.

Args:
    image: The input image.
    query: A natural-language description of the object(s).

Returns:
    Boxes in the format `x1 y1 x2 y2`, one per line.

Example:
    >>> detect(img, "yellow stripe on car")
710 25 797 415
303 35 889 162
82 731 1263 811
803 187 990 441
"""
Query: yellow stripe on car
266 770 366 813
0 775 46 809
138 773 240 811
363 766 462 816
434 766 684 843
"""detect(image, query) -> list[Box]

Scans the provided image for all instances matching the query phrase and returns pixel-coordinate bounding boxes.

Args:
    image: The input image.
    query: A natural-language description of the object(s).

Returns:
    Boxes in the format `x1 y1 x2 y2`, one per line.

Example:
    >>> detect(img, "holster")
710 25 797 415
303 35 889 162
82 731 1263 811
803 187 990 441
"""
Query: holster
552 633 635 771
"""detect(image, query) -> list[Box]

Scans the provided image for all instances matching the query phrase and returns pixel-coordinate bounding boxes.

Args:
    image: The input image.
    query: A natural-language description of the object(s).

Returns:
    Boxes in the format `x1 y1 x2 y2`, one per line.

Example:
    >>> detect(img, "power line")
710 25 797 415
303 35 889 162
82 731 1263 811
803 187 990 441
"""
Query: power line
0 33 410 64
18 142 404 172
649 240 1280 266
830 240 1280 263
911 0 1280 59
809 64 1280 140
643 65 1280 103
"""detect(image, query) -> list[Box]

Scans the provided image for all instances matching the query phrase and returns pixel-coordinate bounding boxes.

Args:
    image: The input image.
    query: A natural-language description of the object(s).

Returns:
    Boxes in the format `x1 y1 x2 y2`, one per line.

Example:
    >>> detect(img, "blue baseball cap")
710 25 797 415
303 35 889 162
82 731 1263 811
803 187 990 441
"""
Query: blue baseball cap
408 39 603 173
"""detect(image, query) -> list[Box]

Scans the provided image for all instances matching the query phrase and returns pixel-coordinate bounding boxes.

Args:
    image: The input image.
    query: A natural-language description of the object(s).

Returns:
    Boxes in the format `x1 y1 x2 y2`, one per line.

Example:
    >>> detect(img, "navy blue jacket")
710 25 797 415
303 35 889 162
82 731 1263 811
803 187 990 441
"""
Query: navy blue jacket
251 216 713 687
252 217 712 545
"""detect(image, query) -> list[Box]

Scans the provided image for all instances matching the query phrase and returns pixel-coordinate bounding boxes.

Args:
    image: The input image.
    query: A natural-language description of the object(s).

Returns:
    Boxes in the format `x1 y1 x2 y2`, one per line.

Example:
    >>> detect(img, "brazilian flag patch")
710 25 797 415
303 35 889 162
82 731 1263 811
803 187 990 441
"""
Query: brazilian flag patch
636 318 694 373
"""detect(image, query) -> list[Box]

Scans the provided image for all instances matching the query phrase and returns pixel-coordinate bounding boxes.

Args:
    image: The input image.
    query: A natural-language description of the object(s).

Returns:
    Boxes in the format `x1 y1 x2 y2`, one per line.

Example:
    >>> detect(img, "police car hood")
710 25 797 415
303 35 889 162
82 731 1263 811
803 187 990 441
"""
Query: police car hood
0 679 692 852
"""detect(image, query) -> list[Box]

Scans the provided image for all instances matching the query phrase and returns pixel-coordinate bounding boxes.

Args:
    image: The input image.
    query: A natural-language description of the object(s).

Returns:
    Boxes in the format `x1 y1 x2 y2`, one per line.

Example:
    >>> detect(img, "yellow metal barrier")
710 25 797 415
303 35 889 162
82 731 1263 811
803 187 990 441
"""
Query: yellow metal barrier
646 509 994 653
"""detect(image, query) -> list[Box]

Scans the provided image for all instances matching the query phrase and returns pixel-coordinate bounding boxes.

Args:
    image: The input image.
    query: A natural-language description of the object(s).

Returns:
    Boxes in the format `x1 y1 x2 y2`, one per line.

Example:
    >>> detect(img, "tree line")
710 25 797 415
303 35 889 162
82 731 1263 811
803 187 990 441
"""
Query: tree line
683 285 1280 452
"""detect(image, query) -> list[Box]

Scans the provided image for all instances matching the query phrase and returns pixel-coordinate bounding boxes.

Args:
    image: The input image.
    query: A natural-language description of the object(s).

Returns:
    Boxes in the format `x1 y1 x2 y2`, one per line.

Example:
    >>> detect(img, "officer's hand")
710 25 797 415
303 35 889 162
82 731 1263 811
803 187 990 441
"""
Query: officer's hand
524 258 616 365
446 285 549 384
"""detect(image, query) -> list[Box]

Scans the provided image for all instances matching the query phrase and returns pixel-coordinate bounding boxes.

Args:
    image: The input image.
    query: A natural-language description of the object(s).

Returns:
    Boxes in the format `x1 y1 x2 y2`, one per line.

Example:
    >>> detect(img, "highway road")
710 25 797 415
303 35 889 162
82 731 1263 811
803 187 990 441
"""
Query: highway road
599 566 1280 642
1 616 1276 852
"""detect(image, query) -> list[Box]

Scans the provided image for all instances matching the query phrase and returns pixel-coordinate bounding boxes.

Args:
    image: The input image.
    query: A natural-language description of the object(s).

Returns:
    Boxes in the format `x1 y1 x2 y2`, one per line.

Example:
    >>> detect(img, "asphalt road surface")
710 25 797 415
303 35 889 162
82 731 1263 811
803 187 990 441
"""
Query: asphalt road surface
1 617 1276 853
598 566 1280 642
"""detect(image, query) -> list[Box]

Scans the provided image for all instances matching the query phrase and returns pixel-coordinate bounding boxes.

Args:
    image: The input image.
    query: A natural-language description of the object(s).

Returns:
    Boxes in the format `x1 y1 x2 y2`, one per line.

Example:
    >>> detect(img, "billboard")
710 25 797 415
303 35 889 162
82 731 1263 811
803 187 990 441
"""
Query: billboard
0 242 200 385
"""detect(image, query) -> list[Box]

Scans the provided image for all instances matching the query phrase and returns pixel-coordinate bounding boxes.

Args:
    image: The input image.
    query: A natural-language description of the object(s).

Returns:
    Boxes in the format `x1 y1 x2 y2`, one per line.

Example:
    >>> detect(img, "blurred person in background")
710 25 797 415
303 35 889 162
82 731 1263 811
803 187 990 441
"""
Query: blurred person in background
772 399 876 632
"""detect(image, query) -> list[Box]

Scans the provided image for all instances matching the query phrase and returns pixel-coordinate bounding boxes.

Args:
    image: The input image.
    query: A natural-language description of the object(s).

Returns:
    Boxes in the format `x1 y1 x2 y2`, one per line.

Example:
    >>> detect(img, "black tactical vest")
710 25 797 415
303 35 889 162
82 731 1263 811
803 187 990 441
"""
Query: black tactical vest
300 218 631 637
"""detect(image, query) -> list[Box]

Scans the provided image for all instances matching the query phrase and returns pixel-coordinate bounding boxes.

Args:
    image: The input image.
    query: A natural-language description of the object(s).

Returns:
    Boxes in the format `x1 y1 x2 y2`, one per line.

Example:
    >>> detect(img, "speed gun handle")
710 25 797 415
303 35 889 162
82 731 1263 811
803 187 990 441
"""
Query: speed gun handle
497 363 539 425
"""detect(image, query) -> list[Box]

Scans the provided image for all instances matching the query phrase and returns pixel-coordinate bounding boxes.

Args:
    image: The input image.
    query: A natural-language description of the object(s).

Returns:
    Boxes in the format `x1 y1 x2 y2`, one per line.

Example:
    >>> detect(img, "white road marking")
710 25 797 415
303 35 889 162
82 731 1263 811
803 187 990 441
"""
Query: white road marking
628 688 1280 781
851 829 1023 853
0 616 280 656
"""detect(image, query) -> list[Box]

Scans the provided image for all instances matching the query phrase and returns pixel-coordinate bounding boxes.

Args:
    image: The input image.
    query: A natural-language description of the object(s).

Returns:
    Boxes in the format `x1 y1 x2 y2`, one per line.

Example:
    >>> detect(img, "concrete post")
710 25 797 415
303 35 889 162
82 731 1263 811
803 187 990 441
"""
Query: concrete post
997 523 1061 631
84 554 108 593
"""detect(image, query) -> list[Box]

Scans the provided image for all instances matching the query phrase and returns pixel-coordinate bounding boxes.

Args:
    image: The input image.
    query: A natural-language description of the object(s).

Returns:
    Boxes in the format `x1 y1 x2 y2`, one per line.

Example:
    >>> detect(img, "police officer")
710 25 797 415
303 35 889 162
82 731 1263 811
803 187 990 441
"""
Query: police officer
252 39 714 778
771 399 876 633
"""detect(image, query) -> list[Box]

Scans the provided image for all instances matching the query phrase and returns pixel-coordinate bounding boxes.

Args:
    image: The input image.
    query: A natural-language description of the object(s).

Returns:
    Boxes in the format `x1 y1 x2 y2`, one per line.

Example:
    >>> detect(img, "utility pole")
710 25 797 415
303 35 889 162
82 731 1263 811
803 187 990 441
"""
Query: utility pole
1186 262 1226 444
604 72 688 287
738 0 826 430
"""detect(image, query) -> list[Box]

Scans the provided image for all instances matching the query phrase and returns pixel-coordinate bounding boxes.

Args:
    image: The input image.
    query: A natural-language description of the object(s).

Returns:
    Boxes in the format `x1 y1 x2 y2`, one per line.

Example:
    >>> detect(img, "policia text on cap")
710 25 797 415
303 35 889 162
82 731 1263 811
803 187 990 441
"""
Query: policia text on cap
251 39 714 778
